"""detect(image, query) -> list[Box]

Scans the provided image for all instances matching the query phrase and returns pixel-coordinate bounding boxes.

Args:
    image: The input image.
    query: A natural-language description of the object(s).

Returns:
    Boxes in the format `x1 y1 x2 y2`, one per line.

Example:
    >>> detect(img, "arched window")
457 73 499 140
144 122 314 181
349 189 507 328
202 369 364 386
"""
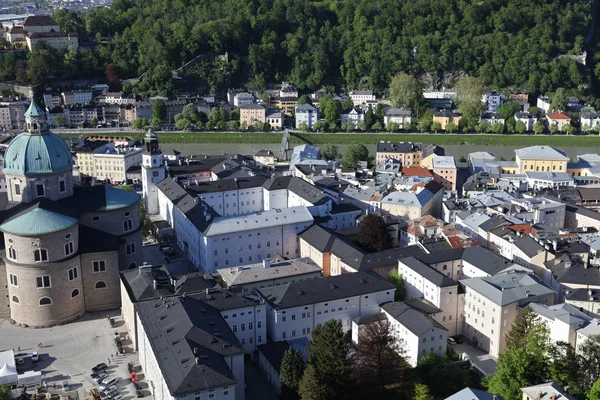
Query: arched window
12 295 19 304
39 297 52 306
33 249 48 262
71 289 80 298
58 175 67 193
8 247 16 260
95 281 107 289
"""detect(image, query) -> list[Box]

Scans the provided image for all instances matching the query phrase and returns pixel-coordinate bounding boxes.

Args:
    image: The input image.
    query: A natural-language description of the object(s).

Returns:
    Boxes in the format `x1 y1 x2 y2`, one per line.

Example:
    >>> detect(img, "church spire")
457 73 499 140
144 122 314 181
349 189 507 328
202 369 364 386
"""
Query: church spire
24 100 48 134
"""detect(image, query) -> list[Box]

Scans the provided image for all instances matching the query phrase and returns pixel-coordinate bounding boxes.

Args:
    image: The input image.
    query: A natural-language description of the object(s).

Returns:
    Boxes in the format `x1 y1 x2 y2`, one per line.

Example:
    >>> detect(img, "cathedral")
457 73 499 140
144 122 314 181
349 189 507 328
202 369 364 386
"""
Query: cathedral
0 101 143 327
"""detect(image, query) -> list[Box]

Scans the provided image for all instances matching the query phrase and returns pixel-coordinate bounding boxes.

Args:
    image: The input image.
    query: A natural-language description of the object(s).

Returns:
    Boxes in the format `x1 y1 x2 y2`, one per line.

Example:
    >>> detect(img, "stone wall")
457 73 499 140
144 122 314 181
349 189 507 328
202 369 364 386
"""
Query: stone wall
0 262 9 319
0 83 35 98
81 250 120 311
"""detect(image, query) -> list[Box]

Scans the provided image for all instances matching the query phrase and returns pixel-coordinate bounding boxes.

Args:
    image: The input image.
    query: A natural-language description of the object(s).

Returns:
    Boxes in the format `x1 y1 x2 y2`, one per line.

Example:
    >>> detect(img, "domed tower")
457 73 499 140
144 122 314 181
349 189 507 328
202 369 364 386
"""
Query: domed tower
141 129 165 215
3 100 74 203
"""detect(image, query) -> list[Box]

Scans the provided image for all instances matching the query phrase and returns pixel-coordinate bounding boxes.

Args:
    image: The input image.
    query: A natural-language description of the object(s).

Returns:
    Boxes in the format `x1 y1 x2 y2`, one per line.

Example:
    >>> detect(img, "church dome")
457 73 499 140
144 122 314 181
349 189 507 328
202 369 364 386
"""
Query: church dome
3 101 74 175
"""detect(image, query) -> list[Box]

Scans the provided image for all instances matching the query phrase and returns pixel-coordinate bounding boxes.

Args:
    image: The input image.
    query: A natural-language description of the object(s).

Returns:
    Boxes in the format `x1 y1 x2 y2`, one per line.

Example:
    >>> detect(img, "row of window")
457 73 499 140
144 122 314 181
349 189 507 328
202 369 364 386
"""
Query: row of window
281 327 311 339
12 289 83 306
9 268 107 288
13 178 68 198
231 321 259 332
9 243 80 262
214 249 298 268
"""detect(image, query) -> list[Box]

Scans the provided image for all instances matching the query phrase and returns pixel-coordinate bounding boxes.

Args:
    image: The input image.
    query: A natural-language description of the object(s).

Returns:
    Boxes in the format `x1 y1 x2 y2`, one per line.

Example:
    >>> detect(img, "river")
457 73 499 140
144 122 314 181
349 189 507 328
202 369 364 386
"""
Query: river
160 142 600 161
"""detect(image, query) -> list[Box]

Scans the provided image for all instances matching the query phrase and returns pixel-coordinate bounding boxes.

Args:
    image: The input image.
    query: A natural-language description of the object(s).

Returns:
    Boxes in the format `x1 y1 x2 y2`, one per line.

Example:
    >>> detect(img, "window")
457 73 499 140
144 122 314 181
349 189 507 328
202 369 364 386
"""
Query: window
71 289 80 298
249 322 253 330
68 267 78 281
36 275 51 288
14 183 20 195
241 324 246 331
258 335 262 343
126 243 136 255
9 274 17 287
282 316 286 322
123 219 133 232
34 249 48 262
124 211 131 217
92 216 100 222
95 281 107 289
12 295 19 304
233 325 238 332
39 297 52 306
65 241 74 256
36 183 45 197
8 247 16 260
257 321 262 329
59 179 66 193
282 332 287 339
93 260 106 272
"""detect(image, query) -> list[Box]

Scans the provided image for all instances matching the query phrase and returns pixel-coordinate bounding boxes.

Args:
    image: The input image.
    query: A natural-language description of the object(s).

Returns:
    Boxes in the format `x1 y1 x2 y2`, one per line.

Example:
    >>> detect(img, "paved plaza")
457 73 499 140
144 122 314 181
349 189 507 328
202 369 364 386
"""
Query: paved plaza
0 310 146 400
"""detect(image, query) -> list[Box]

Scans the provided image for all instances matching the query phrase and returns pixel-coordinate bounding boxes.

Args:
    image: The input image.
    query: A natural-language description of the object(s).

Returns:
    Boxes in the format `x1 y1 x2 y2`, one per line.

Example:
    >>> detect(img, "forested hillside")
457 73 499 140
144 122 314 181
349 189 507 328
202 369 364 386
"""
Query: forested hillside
0 0 595 97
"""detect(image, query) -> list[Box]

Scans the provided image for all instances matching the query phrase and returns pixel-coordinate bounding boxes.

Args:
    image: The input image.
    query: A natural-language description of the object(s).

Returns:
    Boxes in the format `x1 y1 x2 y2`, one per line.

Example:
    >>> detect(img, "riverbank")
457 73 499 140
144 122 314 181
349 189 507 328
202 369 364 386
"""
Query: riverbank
61 131 600 147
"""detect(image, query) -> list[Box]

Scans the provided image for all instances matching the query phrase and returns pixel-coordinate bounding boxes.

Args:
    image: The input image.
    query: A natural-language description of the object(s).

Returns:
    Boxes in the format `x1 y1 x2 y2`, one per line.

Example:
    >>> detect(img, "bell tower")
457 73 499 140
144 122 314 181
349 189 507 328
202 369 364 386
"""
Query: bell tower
24 100 48 134
141 129 165 215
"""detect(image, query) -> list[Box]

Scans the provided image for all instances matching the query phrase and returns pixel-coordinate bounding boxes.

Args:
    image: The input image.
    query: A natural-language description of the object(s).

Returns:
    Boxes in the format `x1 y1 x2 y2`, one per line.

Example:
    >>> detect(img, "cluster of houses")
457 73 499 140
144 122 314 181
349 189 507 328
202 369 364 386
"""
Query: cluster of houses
4 15 78 51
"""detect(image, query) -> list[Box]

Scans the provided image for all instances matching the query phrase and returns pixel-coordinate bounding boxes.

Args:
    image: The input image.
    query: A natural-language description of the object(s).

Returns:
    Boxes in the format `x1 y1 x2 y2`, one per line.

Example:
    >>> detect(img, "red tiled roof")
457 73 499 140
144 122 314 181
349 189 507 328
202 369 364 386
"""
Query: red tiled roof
401 167 433 177
547 112 570 120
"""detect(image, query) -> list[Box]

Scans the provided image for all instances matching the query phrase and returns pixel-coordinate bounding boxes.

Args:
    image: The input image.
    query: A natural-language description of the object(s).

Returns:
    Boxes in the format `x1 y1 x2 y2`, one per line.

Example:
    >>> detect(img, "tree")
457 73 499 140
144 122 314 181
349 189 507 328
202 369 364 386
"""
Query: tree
476 122 490 133
54 114 66 127
515 121 527 134
176 117 192 130
313 120 326 132
419 115 432 132
342 97 354 110
0 384 10 400
595 124 600 134
298 319 350 400
431 122 442 133
152 99 167 123
280 348 305 397
491 122 505 134
386 122 399 132
297 122 309 131
455 77 485 121
132 118 149 129
357 121 368 131
505 306 540 349
550 124 559 134
227 120 239 130
548 342 583 397
181 103 201 123
372 121 383 131
497 102 521 119
322 99 342 128
579 336 600 393
582 123 591 133
413 384 433 400
321 144 338 161
340 121 353 132
341 144 369 169
589 378 600 400
533 120 546 135
354 214 393 252
350 320 407 392
488 324 550 400
563 124 576 135
388 72 426 115
552 88 568 112
298 95 312 105
105 64 122 91
387 269 405 301
445 121 457 133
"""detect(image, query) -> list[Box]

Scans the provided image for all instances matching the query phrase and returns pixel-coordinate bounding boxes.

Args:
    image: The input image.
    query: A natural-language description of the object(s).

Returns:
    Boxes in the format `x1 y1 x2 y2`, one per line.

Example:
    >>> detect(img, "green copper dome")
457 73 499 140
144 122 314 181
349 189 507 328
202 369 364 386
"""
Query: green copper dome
24 101 44 117
0 208 78 236
3 131 74 175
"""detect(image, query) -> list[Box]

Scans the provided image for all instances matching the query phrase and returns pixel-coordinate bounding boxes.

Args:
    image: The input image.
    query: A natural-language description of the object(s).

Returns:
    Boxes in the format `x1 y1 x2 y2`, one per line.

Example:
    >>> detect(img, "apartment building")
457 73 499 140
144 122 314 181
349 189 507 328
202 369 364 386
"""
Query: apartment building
432 156 458 191
349 90 376 105
92 146 143 183
256 272 394 341
384 108 412 129
375 142 443 167
397 257 462 336
239 104 266 127
482 91 505 113
295 104 320 129
515 146 569 174
375 181 444 221
26 31 78 51
460 271 555 357
529 303 590 347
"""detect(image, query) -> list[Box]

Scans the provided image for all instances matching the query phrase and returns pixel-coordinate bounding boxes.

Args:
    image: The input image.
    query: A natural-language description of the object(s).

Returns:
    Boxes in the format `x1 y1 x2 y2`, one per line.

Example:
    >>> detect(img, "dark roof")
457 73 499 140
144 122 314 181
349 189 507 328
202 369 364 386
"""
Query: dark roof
478 215 510 232
136 296 245 396
376 142 423 154
513 235 544 258
399 257 457 287
413 246 514 276
566 288 600 302
23 15 58 27
299 224 423 270
187 289 263 311
552 263 600 286
381 302 447 335
186 177 267 195
402 298 443 314
120 266 215 303
155 178 217 229
257 341 290 373
78 224 119 253
421 238 452 253
257 271 394 310
330 203 362 215
578 187 600 202
28 31 76 38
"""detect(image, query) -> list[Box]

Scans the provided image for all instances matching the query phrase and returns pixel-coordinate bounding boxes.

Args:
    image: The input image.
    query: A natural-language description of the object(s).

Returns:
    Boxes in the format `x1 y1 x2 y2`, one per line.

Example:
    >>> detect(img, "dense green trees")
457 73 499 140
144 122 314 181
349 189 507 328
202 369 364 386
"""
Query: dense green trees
280 348 305 399
2 0 592 98
354 214 393 252
341 144 369 168
388 73 426 115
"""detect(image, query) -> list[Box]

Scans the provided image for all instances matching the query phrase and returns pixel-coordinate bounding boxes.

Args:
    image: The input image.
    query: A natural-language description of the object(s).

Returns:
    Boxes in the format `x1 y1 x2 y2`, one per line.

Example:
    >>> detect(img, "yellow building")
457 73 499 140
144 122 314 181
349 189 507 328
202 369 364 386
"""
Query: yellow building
433 110 462 130
239 103 266 127
515 145 568 174
269 97 298 116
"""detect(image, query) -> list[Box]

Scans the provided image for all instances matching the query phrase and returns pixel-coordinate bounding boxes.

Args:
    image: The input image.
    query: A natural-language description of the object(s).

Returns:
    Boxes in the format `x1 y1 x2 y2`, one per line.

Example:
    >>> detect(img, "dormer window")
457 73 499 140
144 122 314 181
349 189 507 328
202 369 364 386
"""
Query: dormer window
59 176 66 193
36 183 45 197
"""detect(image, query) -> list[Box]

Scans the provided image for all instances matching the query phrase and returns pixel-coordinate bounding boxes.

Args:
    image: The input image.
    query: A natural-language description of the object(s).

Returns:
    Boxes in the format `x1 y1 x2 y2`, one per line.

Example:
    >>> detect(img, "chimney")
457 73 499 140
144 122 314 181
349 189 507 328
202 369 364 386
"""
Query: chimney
538 392 542 400
193 347 199 356
195 357 200 365
263 258 271 268
153 279 157 290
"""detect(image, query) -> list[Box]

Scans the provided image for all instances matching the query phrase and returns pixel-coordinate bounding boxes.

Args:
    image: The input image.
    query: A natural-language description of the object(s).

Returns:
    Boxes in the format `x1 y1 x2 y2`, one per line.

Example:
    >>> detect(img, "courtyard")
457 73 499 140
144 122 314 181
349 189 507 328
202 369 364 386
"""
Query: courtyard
0 310 147 400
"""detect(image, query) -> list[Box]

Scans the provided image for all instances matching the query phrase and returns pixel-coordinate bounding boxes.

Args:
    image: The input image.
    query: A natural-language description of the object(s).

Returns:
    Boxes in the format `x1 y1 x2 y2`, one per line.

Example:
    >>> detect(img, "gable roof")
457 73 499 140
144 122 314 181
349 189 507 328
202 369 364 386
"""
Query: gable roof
399 257 457 287
381 302 447 335
23 15 58 27
515 146 569 161
256 272 393 310
446 388 501 400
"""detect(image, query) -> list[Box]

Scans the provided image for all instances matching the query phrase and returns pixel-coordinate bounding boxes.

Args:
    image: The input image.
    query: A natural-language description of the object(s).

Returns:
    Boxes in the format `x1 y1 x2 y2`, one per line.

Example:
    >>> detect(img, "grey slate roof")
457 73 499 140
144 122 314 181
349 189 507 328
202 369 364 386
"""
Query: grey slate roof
515 146 569 161
445 388 502 400
460 271 555 306
120 266 214 303
399 257 457 287
218 257 321 287
521 382 575 400
381 301 447 335
256 271 394 310
135 296 245 396
528 302 590 326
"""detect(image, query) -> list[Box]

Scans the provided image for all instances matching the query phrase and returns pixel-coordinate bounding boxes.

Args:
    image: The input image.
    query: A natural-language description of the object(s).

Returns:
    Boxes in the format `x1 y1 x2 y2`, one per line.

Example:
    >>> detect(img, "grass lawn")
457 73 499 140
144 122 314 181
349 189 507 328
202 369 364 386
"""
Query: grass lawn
61 131 600 147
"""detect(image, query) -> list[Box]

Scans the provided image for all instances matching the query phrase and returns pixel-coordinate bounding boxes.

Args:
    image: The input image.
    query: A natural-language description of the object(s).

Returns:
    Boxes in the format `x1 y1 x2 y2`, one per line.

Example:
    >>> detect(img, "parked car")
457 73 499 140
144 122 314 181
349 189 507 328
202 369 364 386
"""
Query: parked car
92 363 108 373
62 381 70 391
102 385 118 394
94 373 108 383
105 388 119 399
31 352 39 362
112 394 124 400
100 377 118 391
447 337 457 345
455 336 464 344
